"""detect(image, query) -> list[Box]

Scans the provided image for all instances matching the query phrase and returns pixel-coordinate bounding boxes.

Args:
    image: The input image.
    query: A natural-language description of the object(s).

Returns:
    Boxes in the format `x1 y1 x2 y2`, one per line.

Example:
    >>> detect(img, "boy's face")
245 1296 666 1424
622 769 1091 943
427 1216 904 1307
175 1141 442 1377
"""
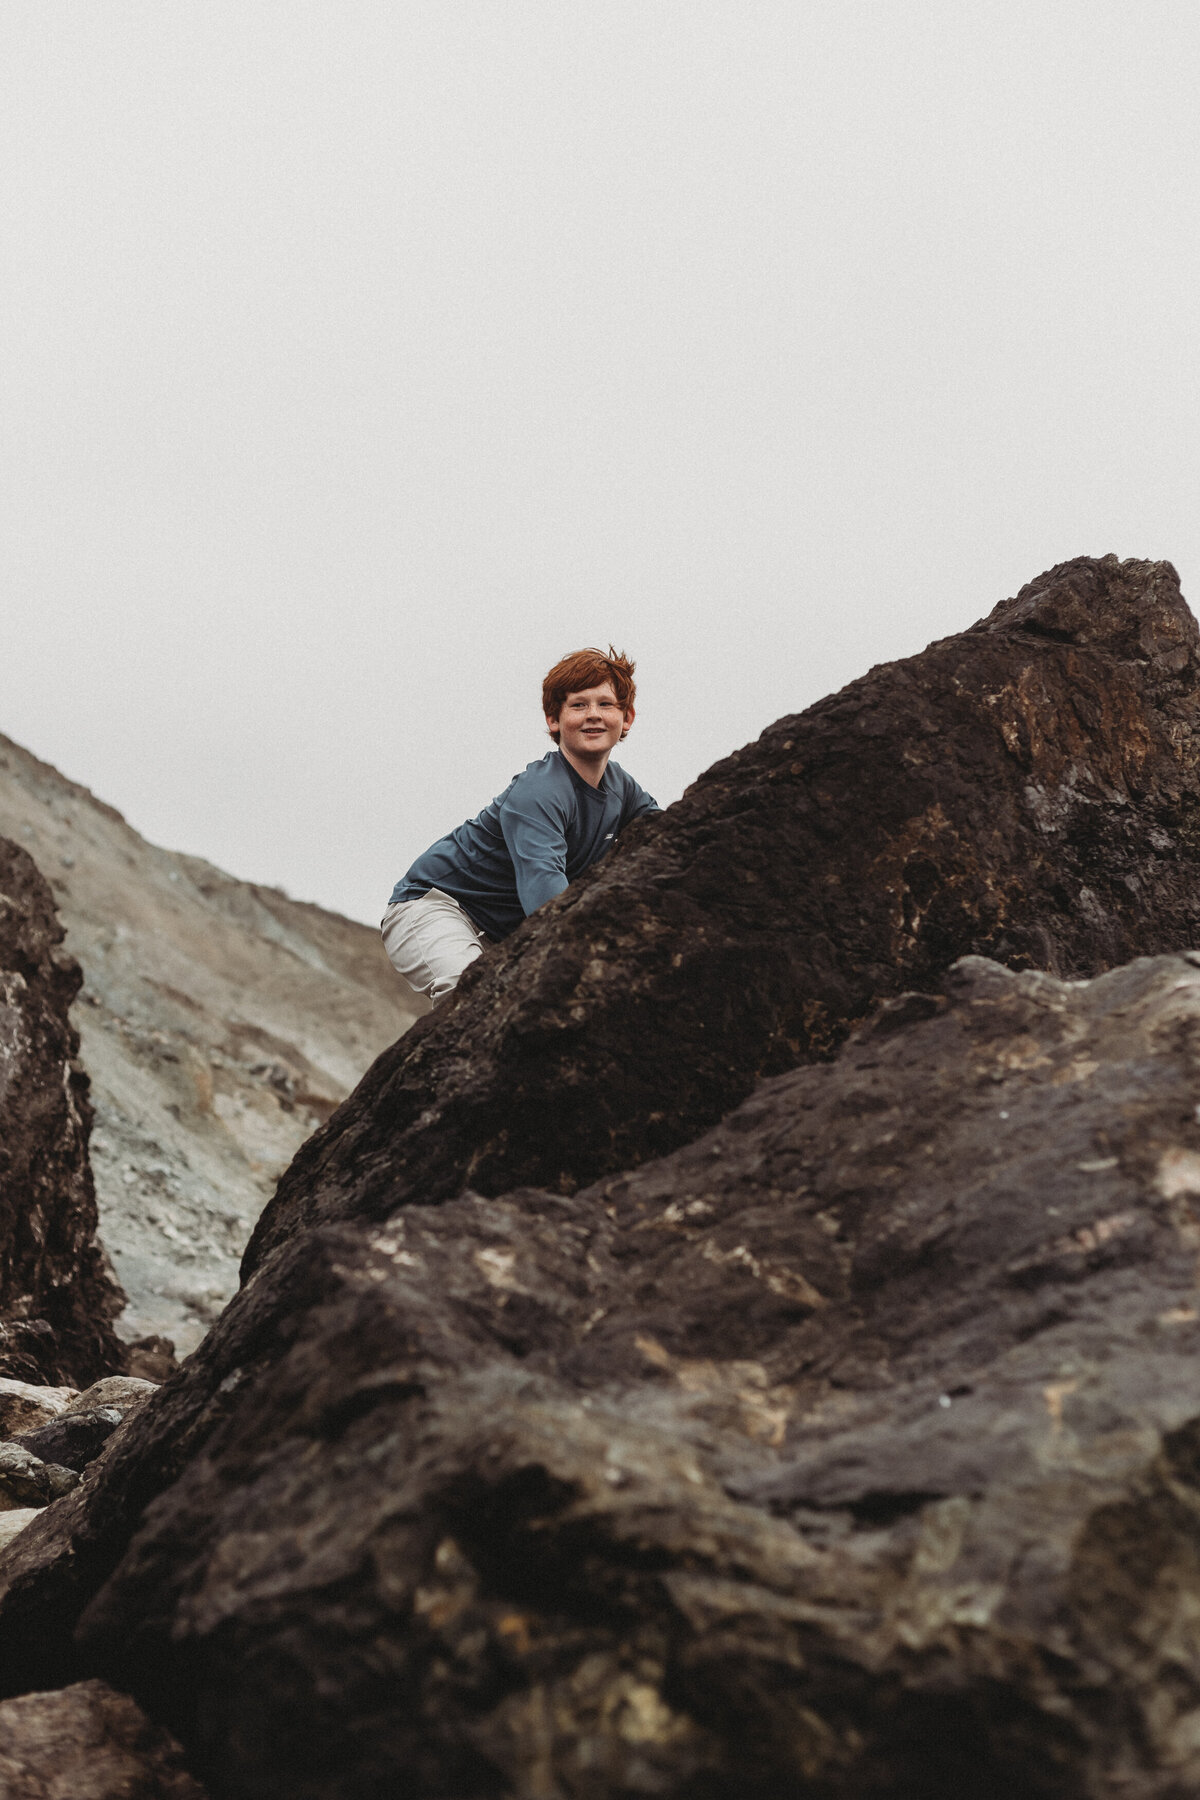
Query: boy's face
549 682 634 758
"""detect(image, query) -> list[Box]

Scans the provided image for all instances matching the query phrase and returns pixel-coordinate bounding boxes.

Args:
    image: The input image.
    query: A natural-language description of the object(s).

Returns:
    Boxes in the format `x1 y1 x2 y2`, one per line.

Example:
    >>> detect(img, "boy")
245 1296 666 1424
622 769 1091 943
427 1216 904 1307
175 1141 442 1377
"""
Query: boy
382 647 659 1004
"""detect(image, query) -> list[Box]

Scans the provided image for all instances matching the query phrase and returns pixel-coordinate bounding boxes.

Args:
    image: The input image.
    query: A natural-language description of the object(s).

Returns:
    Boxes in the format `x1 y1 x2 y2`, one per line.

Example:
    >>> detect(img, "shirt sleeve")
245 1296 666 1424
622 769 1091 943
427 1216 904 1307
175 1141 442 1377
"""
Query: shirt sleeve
499 778 572 916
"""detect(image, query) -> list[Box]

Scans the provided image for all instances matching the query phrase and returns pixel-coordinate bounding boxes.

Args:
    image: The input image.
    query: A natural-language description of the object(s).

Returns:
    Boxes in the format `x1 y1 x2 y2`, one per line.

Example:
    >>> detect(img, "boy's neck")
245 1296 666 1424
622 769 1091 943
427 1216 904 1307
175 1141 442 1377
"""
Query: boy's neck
558 742 610 788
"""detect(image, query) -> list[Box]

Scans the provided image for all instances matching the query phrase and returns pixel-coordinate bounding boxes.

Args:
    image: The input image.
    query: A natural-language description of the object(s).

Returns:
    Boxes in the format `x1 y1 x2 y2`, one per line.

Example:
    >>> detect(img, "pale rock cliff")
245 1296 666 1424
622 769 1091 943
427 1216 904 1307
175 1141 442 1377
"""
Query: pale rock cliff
0 736 424 1353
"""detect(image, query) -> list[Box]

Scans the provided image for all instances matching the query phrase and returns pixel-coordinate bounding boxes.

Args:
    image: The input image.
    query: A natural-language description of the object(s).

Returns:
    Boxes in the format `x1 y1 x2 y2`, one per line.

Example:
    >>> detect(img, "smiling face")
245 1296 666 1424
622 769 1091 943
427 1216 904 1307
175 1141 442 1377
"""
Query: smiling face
548 681 634 782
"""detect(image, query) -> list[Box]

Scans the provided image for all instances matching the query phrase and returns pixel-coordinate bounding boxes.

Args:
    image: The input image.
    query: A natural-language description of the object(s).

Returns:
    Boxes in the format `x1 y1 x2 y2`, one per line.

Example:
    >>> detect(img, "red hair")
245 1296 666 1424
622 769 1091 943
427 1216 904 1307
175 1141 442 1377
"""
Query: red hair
543 646 637 741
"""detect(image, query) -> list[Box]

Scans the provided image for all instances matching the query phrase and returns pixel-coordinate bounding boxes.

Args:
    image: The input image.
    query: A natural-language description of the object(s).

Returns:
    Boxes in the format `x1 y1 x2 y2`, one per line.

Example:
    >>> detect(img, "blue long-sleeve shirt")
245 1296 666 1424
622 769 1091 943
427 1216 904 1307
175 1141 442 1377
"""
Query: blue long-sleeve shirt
389 750 659 940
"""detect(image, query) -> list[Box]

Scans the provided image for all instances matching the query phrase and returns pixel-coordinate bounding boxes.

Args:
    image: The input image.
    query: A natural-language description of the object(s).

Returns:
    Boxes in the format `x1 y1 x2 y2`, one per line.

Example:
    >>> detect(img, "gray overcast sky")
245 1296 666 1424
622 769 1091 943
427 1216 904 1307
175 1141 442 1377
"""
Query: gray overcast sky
3 2 1199 924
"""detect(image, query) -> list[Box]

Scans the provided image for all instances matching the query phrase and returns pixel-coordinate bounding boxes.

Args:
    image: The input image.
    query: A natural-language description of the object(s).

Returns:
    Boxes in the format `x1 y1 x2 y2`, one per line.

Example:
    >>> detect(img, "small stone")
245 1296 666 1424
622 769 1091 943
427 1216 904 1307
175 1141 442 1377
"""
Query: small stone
0 1377 77 1440
66 1376 158 1417
0 1679 210 1796
0 1443 59 1509
123 1336 178 1383
44 1462 81 1499
13 1407 125 1473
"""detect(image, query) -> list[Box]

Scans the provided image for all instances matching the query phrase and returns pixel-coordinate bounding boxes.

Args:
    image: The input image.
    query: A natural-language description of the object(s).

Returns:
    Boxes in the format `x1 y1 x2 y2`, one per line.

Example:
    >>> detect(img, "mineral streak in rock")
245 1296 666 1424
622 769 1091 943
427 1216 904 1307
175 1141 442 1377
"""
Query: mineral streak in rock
0 839 126 1385
246 554 1200 1269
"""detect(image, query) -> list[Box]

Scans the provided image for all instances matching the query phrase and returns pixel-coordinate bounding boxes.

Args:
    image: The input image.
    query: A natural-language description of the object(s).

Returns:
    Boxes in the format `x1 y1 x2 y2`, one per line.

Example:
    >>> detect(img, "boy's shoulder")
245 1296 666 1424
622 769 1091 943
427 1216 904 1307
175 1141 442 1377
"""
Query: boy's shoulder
511 749 566 785
499 750 575 804
503 751 644 806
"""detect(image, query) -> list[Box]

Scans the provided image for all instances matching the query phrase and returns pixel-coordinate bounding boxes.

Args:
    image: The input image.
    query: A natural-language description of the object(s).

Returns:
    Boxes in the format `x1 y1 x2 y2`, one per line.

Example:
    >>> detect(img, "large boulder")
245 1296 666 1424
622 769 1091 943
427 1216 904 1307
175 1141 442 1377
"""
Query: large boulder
245 553 1200 1270
7 954 1200 1794
6 556 1200 1795
0 839 125 1385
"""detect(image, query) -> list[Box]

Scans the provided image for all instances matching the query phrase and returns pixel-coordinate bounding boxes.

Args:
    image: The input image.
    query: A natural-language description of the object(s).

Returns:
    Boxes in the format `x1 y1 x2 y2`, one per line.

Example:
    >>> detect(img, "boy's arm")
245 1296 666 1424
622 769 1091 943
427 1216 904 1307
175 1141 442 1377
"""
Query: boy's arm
499 786 572 916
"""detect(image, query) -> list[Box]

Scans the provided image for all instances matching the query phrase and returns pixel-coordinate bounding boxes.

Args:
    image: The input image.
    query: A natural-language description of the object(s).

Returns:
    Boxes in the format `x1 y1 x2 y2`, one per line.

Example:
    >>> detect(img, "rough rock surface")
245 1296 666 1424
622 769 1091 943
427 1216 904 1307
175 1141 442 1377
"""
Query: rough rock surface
0 1678 208 1798
0 839 125 1386
246 554 1200 1271
0 731 426 1353
10 955 1200 1793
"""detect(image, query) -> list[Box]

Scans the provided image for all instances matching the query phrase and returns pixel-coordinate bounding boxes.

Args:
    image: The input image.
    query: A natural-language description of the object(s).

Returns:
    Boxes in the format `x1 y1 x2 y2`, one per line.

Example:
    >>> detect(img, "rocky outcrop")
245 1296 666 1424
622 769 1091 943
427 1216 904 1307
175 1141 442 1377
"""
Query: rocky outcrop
0 1679 208 1797
245 554 1200 1270
0 732 426 1354
0 839 125 1386
6 557 1200 1795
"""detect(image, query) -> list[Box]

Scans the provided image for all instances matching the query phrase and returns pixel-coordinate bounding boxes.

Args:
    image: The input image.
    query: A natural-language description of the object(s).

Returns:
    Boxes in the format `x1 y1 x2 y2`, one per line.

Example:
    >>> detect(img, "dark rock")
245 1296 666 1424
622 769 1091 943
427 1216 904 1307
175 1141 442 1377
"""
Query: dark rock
0 1320 60 1388
0 838 126 1385
123 1337 178 1383
14 1407 126 1473
9 955 1200 1792
0 1441 78 1508
9 559 1200 1794
244 554 1200 1271
0 1678 209 1797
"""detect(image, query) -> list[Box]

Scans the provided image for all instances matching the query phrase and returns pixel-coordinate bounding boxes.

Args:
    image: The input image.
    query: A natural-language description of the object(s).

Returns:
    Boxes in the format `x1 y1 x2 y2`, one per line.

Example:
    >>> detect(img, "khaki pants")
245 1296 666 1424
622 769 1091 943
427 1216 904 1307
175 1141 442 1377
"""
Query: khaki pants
381 888 489 1004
